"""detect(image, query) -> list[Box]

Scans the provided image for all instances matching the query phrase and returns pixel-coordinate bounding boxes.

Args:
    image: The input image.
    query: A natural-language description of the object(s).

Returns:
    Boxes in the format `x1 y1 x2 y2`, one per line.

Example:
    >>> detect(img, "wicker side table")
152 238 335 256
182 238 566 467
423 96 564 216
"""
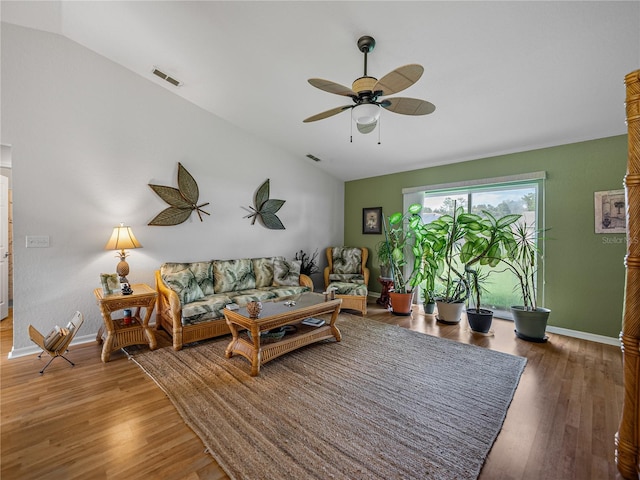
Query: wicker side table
93 283 157 362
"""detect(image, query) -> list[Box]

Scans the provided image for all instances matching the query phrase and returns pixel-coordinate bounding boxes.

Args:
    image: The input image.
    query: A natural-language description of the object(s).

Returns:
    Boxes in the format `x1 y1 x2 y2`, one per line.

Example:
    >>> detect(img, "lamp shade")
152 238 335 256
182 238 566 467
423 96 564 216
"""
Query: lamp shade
104 224 142 251
351 103 381 126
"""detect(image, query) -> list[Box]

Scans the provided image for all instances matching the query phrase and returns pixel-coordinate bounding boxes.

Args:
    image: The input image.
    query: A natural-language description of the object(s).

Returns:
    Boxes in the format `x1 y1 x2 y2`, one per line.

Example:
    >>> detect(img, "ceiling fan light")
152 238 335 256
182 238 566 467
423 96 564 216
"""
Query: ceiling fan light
351 103 380 126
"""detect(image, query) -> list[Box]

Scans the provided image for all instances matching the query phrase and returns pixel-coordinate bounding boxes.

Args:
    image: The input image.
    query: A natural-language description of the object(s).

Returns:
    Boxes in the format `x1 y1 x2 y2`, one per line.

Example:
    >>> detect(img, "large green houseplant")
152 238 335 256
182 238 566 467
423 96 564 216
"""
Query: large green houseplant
384 203 434 315
421 205 470 323
498 221 550 342
458 210 521 332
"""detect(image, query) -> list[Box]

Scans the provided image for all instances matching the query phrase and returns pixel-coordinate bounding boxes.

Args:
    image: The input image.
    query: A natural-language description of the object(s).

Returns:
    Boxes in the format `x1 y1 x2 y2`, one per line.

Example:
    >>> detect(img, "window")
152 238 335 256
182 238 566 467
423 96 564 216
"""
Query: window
403 172 545 318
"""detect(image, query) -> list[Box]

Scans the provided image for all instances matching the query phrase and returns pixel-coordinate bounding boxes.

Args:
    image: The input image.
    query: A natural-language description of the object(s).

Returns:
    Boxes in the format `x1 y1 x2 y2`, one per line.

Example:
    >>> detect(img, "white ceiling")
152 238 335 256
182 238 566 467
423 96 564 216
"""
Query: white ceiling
3 1 639 181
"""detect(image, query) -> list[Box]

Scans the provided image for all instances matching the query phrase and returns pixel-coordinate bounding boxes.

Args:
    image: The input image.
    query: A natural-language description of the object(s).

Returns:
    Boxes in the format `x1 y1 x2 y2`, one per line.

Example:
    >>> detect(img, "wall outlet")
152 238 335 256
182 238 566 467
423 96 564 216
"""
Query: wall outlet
26 235 50 248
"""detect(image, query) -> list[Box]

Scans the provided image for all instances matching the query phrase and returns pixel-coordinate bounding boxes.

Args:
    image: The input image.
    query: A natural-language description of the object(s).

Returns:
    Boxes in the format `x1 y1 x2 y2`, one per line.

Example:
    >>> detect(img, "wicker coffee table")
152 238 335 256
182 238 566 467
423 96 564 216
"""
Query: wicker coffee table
223 293 342 376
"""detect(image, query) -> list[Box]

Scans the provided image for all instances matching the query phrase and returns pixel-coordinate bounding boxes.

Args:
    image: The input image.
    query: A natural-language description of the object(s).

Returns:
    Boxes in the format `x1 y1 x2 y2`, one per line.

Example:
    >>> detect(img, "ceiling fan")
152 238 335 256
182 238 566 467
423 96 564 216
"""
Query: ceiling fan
303 35 436 135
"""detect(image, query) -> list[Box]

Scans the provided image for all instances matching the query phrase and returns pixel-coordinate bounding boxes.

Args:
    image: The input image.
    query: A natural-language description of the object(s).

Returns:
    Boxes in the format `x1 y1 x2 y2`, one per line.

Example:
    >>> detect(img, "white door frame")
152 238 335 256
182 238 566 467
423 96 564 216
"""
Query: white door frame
1 174 9 320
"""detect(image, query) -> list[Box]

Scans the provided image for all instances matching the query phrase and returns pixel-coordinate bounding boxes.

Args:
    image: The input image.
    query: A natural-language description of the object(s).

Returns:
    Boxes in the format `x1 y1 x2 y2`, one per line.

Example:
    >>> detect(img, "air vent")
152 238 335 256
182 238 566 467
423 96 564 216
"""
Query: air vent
152 67 182 87
306 154 322 162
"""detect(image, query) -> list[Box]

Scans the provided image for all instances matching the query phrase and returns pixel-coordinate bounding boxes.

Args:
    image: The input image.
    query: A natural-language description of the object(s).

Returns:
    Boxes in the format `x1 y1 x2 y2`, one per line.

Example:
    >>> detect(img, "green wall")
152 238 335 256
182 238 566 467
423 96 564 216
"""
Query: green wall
345 135 628 339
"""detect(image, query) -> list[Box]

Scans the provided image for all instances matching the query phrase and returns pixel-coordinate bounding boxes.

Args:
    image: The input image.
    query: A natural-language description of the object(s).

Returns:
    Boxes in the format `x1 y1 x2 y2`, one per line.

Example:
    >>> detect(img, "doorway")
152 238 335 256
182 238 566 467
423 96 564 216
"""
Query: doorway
1 144 13 321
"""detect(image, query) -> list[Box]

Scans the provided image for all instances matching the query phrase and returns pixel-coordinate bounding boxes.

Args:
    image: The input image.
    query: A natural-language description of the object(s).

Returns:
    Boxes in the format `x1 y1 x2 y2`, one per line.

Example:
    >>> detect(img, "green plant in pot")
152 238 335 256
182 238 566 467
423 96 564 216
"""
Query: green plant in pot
375 240 392 279
385 203 431 316
465 267 494 333
458 210 522 332
422 282 436 315
498 221 550 342
423 205 470 324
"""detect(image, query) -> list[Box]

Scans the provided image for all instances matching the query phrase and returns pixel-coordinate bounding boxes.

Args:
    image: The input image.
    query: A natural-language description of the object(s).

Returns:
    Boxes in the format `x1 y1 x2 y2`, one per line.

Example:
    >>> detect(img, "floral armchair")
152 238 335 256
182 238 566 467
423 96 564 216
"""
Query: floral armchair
323 247 369 315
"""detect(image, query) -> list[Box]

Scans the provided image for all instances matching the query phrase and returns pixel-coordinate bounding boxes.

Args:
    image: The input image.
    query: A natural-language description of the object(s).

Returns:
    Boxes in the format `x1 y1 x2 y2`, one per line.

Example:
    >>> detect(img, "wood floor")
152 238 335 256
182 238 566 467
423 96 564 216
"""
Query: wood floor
1 302 626 480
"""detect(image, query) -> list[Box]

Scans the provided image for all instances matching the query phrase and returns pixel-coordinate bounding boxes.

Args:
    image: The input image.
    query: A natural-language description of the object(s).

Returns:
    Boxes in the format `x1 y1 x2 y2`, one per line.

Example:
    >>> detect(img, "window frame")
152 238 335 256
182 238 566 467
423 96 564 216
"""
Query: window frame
402 172 546 319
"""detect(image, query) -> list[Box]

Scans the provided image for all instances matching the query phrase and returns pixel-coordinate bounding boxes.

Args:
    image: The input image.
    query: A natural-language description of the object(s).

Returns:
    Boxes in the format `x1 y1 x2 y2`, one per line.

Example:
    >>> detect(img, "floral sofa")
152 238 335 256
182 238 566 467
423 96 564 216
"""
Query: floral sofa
155 257 312 350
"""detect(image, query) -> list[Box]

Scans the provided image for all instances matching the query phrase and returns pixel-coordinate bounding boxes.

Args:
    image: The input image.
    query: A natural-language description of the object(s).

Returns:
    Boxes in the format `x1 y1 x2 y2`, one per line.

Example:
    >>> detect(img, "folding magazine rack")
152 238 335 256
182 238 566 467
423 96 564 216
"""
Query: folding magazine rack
28 311 84 374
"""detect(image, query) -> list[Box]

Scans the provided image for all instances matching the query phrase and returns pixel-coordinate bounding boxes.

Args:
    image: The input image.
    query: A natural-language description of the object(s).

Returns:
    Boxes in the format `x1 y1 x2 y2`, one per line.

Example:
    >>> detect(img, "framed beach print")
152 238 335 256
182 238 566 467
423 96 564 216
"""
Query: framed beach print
362 207 382 234
594 189 626 233
100 273 121 295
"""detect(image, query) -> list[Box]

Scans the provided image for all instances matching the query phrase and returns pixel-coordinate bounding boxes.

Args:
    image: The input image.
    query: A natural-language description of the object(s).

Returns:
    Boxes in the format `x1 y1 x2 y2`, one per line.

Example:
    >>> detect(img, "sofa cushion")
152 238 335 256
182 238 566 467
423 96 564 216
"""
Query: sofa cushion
181 293 232 326
213 258 255 293
331 247 362 274
161 261 214 296
268 285 311 298
229 289 278 306
328 281 368 296
273 257 301 286
252 257 275 288
328 273 365 284
161 268 205 304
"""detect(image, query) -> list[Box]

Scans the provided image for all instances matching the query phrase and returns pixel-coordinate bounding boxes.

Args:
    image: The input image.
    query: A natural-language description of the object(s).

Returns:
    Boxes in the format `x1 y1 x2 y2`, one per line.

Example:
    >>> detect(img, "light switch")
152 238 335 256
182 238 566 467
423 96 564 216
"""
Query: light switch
26 235 50 248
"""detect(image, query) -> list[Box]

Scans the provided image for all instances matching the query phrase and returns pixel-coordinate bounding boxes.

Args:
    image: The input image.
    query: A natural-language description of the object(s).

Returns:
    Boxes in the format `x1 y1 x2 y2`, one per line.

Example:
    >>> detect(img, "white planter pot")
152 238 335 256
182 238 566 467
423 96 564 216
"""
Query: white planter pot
435 301 465 324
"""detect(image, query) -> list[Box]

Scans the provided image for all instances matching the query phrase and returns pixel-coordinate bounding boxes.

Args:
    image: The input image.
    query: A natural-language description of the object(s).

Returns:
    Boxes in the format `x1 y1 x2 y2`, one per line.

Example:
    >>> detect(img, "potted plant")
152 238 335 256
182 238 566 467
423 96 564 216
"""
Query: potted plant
465 268 494 333
294 249 321 287
498 221 550 342
294 249 320 276
384 203 431 315
422 205 470 323
375 240 392 278
421 286 436 315
458 210 521 332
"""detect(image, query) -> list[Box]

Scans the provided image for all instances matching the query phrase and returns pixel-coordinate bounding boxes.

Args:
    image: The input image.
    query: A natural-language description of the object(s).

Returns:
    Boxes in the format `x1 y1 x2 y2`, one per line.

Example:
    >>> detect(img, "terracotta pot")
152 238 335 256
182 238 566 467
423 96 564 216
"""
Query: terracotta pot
389 291 414 316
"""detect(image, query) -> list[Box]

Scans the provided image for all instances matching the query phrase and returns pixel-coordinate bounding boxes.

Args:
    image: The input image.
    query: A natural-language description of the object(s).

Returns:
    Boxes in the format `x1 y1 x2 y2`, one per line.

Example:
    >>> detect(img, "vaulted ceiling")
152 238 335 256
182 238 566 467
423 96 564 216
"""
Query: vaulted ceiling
3 1 639 181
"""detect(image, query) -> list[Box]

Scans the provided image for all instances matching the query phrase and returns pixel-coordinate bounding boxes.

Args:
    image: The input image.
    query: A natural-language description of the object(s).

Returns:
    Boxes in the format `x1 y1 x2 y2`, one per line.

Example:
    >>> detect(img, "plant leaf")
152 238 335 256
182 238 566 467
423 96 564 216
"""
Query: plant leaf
407 203 422 215
389 212 403 225
255 179 270 210
260 199 285 214
260 212 285 230
148 185 192 208
496 214 522 228
148 206 192 226
177 162 199 205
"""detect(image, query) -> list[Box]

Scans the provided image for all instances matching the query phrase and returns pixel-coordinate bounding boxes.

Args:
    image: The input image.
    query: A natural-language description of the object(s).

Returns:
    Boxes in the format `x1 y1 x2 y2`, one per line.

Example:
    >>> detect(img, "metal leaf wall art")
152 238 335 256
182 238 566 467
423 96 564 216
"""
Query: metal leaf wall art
148 163 210 226
243 179 286 229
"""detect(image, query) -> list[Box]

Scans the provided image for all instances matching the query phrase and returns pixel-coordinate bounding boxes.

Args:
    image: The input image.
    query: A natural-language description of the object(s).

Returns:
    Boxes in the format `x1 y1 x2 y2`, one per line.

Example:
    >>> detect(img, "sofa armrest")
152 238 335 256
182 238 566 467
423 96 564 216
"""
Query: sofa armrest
299 273 314 290
155 270 183 349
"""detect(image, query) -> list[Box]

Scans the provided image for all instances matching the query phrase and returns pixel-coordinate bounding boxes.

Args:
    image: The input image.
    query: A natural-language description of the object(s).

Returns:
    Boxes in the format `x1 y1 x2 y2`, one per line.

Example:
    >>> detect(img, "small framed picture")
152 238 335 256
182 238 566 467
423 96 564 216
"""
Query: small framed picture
594 189 626 233
100 273 121 295
362 207 383 234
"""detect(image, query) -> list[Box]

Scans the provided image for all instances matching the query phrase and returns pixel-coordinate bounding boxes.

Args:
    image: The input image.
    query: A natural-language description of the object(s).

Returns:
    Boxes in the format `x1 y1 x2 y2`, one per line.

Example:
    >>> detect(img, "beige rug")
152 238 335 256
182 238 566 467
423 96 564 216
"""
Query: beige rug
131 315 526 480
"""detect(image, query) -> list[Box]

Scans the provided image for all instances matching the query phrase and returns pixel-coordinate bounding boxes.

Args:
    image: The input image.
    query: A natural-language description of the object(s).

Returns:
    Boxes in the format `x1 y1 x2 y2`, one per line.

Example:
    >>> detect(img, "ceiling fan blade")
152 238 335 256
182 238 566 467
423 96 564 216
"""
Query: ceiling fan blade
381 97 436 116
303 105 352 123
308 78 357 98
373 64 424 96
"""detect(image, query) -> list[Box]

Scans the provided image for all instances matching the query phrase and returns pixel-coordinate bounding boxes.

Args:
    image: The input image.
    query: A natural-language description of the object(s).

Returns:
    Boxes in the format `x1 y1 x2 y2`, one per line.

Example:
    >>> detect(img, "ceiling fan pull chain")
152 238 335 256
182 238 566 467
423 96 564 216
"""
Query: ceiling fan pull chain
350 114 353 143
378 115 381 145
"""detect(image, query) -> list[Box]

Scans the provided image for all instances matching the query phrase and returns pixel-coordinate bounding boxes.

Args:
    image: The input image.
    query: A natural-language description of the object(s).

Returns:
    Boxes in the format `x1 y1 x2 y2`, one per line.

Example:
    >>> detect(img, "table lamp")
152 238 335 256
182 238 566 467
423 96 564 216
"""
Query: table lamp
104 223 142 285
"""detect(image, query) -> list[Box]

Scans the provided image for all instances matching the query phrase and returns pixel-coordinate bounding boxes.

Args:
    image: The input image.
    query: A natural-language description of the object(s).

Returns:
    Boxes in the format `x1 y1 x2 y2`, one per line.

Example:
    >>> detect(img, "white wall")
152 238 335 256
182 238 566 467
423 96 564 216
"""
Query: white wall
1 23 344 354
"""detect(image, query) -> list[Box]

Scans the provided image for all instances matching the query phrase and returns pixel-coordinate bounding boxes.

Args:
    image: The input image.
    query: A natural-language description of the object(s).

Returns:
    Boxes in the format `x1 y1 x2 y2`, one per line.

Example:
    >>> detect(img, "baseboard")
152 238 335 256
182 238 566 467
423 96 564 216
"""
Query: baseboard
545 325 620 347
8 333 97 359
